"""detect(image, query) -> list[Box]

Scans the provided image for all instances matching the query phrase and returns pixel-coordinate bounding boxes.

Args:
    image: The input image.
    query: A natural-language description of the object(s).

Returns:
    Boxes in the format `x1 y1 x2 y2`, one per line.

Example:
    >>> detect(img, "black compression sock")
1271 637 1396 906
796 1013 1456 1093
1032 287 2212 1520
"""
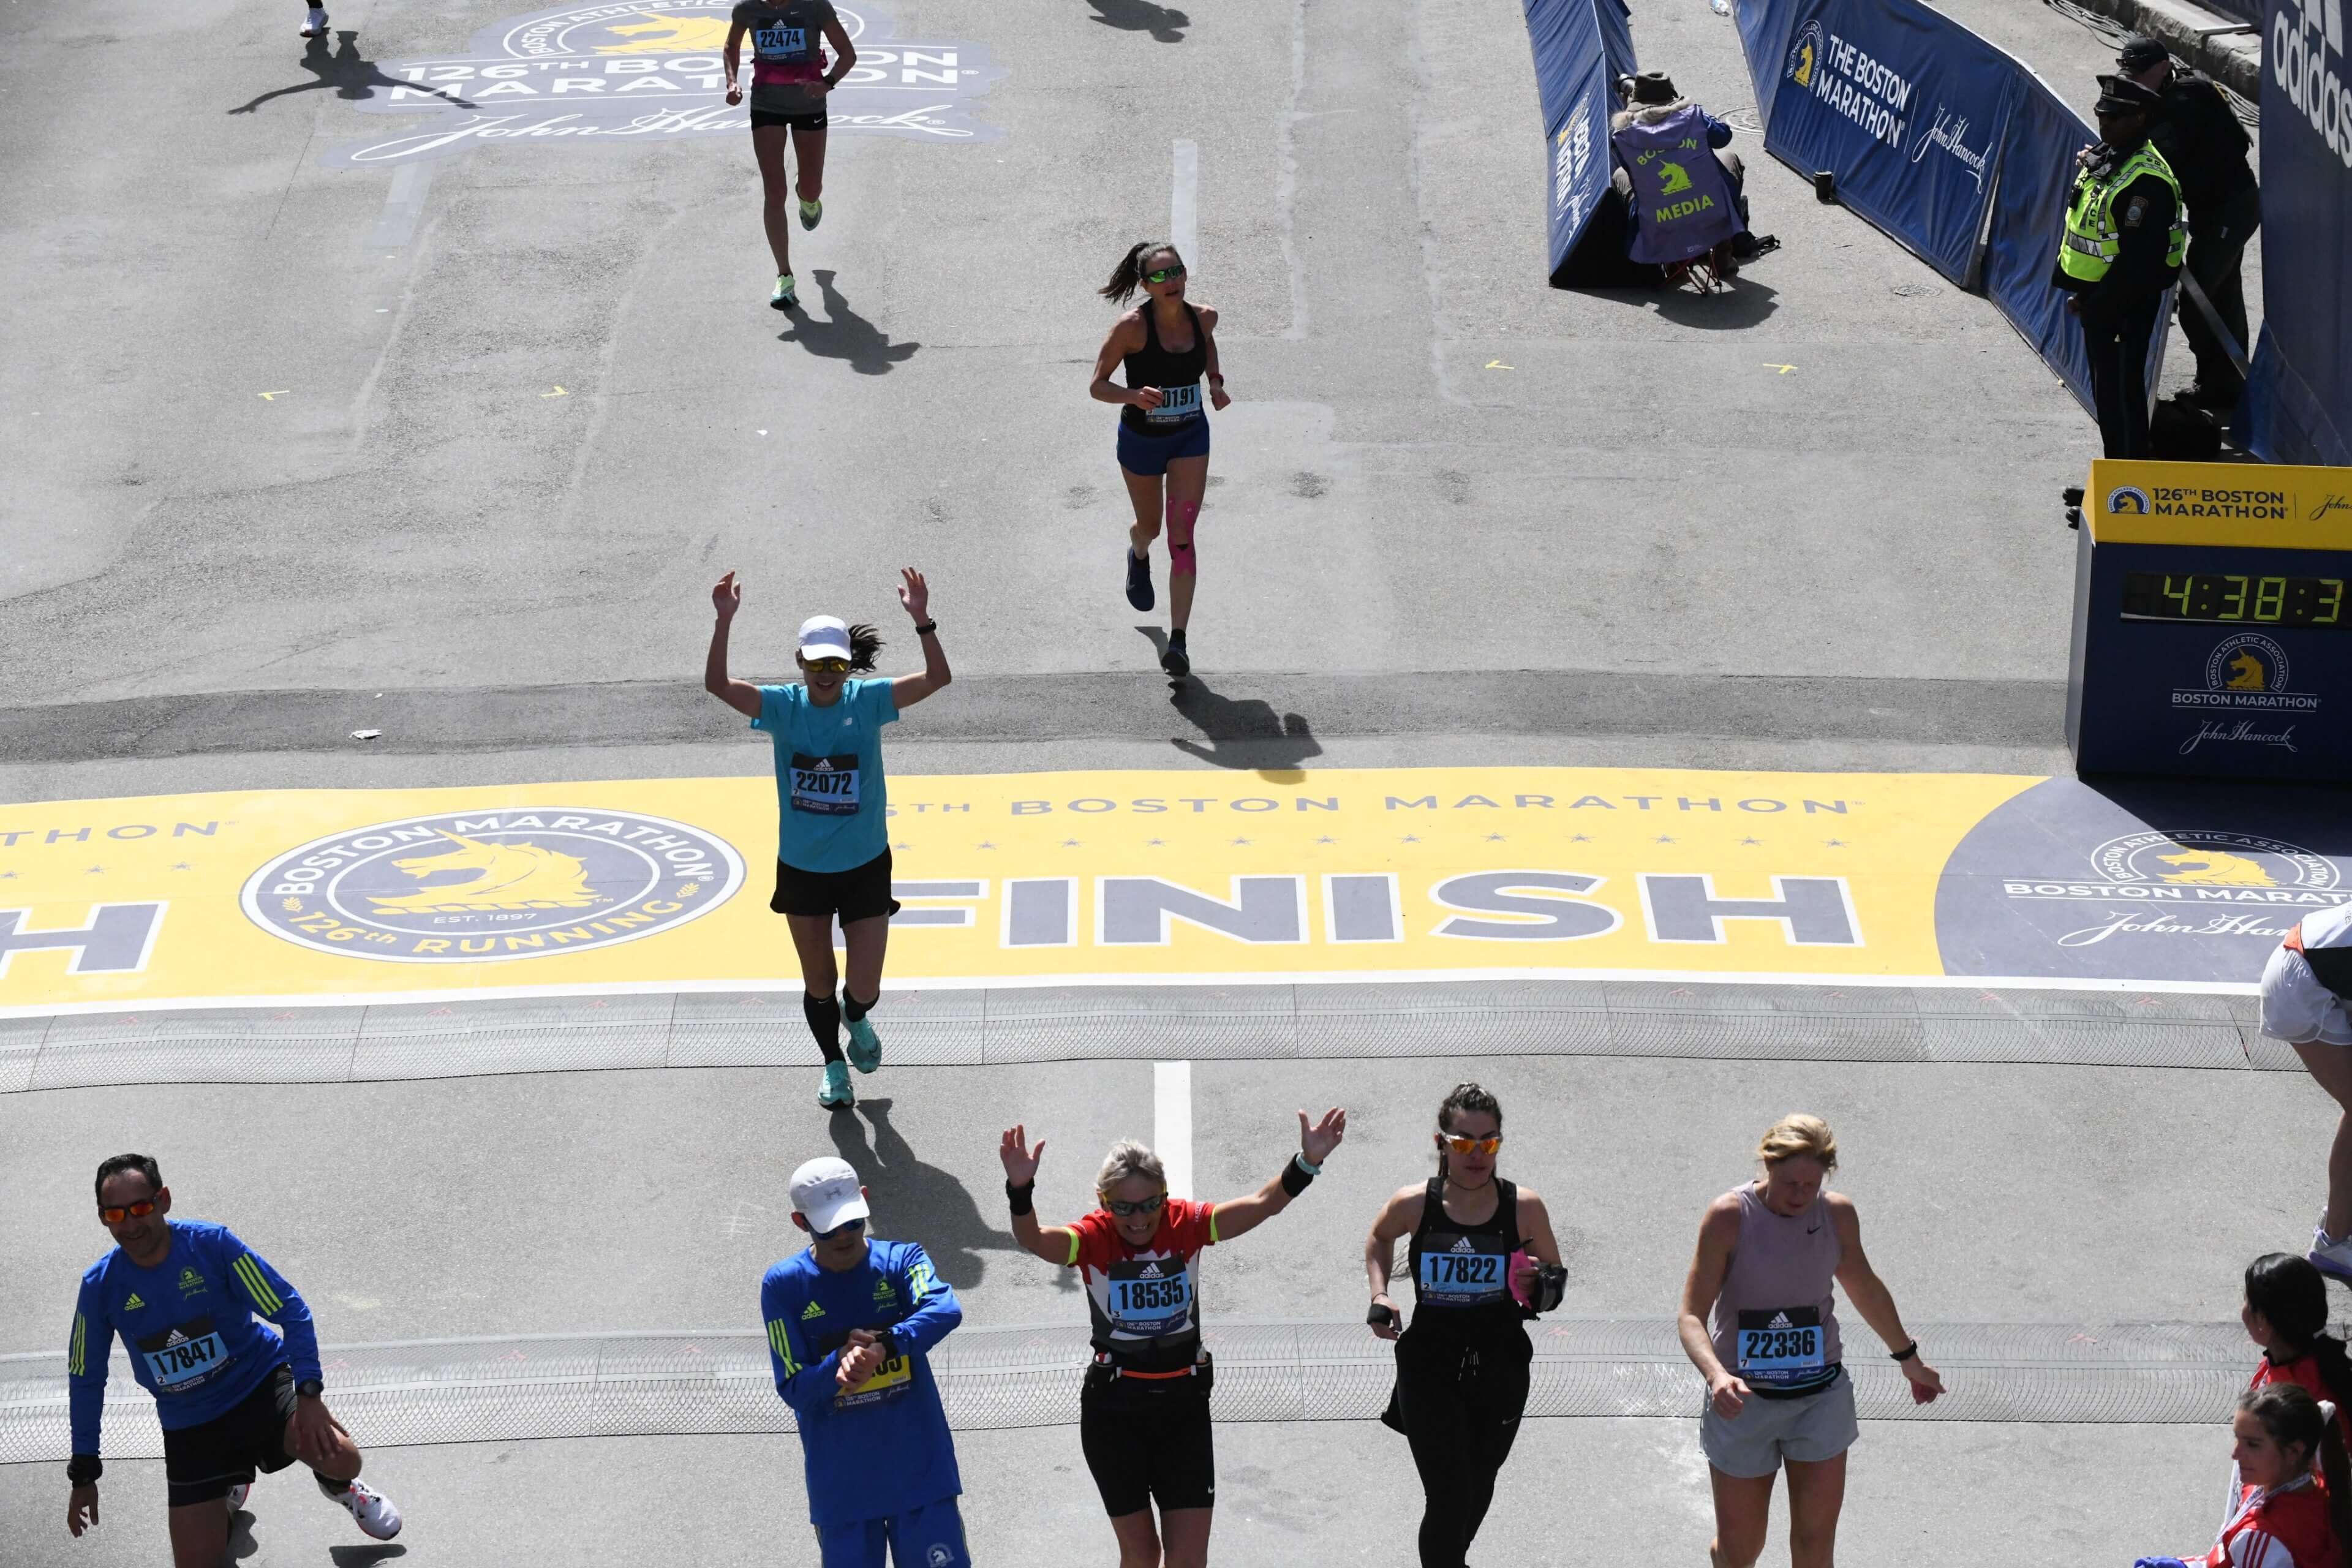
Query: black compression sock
1168 628 1186 647
843 991 875 1023
315 1473 351 1496
803 991 845 1063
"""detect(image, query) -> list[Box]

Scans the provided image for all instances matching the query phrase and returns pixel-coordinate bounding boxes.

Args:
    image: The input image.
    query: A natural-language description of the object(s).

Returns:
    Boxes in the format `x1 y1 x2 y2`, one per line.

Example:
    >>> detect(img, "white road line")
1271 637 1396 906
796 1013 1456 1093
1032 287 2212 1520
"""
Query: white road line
1155 1059 1194 1199
1170 138 1199 266
365 160 432 252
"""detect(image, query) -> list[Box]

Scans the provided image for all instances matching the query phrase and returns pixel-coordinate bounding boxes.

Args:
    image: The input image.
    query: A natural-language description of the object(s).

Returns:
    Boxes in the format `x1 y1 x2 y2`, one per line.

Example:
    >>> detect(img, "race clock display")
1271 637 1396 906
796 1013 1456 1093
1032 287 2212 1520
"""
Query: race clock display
2068 459 2352 781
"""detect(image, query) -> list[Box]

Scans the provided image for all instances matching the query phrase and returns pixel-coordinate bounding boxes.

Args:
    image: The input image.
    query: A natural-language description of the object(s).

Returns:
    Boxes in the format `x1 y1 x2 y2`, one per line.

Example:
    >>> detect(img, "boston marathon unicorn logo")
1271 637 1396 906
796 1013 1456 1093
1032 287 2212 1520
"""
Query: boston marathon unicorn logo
243 808 742 962
328 0 1004 166
1788 21 1824 89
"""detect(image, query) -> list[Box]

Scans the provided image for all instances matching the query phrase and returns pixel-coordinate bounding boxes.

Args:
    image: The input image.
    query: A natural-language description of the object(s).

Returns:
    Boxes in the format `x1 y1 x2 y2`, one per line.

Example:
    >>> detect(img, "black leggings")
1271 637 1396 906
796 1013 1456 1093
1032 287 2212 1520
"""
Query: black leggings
1392 1327 1531 1568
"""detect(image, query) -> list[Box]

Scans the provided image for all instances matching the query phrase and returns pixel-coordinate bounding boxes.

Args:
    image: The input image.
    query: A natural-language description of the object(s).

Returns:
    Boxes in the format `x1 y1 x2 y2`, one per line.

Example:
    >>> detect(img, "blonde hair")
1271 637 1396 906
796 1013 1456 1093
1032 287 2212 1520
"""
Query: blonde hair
1097 1139 1166 1194
1757 1114 1838 1170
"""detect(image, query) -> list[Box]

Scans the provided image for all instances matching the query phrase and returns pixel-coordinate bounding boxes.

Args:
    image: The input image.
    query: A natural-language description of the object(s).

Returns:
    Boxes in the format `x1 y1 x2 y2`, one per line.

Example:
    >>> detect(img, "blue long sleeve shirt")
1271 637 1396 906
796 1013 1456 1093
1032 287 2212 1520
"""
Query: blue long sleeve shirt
67 1219 322 1456
761 1238 962 1528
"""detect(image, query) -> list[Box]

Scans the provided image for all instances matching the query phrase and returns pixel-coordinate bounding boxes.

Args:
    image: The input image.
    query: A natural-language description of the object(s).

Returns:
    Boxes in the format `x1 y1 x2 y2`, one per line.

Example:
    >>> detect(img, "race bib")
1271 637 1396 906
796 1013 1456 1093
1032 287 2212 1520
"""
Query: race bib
140 1327 230 1392
1416 1234 1510 1306
789 752 862 815
753 23 808 55
1106 1259 1194 1336
1736 1307 1826 1385
1147 381 1202 424
837 1352 912 1408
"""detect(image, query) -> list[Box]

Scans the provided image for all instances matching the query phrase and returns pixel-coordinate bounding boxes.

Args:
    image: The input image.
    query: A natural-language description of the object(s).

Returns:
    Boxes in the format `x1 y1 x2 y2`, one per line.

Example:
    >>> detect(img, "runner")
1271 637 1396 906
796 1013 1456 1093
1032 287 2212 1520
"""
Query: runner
2244 1254 2352 1448
763 1155 969 1568
704 567 950 1109
64 1155 401 1567
2135 1383 2350 1568
1676 1114 1943 1568
723 0 858 312
1088 239 1231 679
1362 1083 1569 1568
997 1107 1347 1568
2258 906 2352 1279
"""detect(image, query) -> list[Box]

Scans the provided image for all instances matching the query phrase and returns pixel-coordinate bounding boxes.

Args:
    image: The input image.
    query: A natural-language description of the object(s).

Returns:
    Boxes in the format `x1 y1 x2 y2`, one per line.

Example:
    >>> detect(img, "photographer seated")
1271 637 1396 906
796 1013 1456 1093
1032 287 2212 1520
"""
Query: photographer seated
1609 72 1761 272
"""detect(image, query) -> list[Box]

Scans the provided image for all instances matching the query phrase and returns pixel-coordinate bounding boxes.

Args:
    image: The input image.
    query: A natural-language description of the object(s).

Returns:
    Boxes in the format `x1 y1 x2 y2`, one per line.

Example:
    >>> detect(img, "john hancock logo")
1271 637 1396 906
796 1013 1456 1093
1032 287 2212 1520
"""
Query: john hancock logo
331 0 1005 166
241 809 742 963
2172 632 2320 751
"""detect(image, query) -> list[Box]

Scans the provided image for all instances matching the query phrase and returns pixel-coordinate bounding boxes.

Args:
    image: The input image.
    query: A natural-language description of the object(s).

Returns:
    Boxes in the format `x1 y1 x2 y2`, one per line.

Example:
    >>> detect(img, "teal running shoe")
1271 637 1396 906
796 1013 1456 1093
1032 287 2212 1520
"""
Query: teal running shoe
845 1014 882 1074
771 273 798 312
818 1059 854 1107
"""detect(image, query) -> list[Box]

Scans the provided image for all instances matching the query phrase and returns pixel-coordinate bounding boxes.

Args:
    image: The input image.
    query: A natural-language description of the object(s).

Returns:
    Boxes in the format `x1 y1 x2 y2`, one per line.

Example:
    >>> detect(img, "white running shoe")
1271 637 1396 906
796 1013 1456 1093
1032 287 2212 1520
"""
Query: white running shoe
2309 1221 2352 1284
226 1482 250 1512
301 8 330 37
322 1476 402 1540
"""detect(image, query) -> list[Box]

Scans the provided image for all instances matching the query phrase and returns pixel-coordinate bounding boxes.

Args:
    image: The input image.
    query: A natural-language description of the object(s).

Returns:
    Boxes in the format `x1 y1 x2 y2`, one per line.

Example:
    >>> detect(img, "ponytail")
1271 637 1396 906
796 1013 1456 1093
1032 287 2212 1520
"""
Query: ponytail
1099 240 1179 306
844 623 884 674
2243 1383 2350 1547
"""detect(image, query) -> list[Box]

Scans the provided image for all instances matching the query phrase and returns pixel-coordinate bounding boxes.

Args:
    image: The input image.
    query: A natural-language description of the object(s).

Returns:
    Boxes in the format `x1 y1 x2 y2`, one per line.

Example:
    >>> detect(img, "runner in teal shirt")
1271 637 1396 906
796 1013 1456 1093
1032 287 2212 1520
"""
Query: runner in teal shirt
704 567 952 1110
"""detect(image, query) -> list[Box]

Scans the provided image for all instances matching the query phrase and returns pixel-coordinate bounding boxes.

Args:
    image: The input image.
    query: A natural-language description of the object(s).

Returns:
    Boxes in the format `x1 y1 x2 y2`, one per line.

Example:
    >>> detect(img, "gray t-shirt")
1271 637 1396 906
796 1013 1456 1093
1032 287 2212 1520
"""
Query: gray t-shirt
733 0 838 115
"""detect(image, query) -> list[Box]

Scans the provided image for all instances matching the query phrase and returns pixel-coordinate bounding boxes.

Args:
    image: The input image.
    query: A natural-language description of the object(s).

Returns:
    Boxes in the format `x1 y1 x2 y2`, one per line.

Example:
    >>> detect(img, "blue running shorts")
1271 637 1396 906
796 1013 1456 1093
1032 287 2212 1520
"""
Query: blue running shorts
816 1498 971 1568
1116 417 1210 477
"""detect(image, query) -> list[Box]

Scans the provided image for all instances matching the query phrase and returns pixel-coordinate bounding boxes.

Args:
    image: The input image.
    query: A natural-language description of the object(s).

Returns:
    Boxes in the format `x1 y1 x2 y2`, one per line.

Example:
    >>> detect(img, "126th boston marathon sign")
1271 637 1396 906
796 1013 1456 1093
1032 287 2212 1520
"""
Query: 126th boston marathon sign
330 1 1003 165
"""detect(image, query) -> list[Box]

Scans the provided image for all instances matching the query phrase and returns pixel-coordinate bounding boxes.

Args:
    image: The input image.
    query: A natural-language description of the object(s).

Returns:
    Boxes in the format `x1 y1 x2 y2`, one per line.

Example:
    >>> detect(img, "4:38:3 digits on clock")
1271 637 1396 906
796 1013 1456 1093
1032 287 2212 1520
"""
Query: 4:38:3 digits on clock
2121 571 2347 628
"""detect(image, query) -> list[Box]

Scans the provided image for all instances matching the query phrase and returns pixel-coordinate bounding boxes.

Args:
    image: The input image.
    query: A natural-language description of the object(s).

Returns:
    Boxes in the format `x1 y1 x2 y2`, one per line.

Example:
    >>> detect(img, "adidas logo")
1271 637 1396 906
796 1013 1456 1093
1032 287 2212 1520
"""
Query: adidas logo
1766 1312 1792 1330
1139 1262 1164 1278
1451 1237 1476 1253
164 1329 187 1347
812 758 834 771
123 1293 146 1310
801 1302 826 1320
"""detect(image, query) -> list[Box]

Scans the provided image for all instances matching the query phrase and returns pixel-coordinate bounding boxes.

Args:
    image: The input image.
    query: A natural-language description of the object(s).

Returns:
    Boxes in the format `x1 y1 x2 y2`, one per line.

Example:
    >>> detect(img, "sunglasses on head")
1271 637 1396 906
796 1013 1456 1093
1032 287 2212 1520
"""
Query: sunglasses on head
804 657 850 674
1102 1192 1166 1218
812 1215 866 1242
1439 1135 1503 1156
1144 265 1186 284
100 1199 160 1224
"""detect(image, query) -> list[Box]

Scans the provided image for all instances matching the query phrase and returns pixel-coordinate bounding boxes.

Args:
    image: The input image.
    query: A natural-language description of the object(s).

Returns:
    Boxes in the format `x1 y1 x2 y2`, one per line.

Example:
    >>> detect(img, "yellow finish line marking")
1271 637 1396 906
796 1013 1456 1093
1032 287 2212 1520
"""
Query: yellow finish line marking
0 769 2053 1015
1763 364 1797 374
256 390 291 400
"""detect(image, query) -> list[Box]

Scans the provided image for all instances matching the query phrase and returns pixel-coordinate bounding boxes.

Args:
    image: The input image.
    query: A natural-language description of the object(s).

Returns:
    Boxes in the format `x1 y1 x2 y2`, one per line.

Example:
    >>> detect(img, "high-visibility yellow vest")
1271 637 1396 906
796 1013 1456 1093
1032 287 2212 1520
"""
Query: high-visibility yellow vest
2059 142 2188 284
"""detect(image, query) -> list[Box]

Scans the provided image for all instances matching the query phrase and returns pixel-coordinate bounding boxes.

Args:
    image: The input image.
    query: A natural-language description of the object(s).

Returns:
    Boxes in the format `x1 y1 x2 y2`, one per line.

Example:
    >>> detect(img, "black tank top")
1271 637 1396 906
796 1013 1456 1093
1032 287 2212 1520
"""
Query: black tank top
1119 301 1208 434
1406 1175 1522 1333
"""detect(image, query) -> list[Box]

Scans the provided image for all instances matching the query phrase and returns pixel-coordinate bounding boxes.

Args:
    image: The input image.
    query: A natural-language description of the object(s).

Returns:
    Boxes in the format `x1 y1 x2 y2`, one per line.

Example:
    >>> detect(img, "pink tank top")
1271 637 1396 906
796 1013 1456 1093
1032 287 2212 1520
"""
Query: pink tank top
1708 1183 1844 1396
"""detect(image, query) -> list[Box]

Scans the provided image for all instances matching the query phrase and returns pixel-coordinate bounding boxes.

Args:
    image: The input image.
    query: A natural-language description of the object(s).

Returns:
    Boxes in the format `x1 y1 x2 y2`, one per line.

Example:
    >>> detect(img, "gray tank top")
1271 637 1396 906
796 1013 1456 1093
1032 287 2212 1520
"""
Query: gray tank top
1708 1183 1843 1398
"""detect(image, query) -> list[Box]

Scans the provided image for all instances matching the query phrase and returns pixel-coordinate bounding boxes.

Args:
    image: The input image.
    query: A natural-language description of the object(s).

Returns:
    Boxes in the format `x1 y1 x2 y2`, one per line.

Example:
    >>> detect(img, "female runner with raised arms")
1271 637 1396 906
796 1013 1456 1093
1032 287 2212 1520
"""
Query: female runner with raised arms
998 1108 1345 1568
1677 1114 1942 1568
1363 1082 1569 1568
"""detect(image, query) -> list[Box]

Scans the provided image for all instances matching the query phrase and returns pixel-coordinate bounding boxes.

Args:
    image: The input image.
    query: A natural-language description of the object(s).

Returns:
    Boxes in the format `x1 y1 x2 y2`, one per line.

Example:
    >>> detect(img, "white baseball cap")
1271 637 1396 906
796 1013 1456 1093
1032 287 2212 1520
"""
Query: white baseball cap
789 1156 870 1234
797 615 854 663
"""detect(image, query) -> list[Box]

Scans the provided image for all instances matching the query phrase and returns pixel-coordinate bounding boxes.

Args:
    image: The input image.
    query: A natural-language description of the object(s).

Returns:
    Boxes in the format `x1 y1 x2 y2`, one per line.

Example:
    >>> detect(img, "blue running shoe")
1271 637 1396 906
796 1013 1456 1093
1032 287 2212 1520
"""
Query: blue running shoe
1125 548 1155 611
818 1060 854 1108
845 1014 882 1073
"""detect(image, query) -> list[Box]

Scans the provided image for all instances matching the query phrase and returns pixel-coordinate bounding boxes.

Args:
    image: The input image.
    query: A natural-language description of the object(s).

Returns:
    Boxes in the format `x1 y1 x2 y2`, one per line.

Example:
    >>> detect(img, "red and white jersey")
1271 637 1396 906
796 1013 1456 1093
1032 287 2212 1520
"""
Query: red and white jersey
1067 1198 1217 1373
2196 1476 2344 1568
2250 1355 2352 1451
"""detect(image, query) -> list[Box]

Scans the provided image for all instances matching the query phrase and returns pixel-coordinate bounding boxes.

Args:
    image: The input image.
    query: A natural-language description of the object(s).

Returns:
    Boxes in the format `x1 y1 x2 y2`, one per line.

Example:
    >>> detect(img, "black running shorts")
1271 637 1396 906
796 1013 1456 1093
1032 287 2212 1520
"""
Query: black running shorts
161 1362 298 1507
750 108 827 130
1079 1379 1215 1518
771 848 900 924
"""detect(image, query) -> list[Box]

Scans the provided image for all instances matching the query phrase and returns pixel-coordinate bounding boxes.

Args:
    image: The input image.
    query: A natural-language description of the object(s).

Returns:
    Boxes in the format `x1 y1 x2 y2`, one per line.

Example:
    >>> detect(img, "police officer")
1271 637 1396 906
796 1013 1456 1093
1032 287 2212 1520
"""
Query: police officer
2052 74 2187 460
2117 36 2261 410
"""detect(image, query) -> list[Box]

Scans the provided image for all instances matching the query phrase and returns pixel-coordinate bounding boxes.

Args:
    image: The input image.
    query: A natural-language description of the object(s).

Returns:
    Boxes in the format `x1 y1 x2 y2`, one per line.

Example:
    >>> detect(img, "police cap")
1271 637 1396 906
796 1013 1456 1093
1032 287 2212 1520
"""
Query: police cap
2094 74 2163 116
2115 36 2170 73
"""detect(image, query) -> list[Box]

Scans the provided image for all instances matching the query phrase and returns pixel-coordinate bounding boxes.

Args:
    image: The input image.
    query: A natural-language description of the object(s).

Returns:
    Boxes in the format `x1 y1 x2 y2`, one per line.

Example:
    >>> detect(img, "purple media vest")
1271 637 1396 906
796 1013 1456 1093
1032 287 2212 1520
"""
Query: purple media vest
1613 105 1746 265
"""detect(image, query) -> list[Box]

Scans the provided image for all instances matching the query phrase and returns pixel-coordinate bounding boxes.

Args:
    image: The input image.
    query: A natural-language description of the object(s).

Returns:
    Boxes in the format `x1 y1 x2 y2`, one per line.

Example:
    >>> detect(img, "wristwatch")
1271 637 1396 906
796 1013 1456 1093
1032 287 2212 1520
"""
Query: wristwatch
295 1378 325 1398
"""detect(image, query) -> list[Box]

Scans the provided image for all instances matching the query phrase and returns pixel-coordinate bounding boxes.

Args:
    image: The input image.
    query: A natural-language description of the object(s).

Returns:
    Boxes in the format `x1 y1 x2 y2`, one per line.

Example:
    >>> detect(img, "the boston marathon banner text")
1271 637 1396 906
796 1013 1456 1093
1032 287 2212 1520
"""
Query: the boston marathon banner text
1522 0 1637 276
2245 0 2352 466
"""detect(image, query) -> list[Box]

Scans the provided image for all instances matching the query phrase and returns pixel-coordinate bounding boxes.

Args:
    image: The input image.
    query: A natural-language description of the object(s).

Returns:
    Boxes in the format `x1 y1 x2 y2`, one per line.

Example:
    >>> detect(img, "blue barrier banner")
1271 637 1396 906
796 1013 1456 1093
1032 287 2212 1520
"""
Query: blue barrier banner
1734 0 1800 134
1758 0 2019 283
1982 79 2098 413
1525 0 1636 276
2245 0 2352 466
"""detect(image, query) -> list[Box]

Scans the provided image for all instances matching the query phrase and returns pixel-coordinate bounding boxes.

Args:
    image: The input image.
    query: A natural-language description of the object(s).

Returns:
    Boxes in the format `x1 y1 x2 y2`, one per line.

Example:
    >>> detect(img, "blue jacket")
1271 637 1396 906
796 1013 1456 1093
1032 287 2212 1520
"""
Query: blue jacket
761 1238 963 1527
69 1219 322 1455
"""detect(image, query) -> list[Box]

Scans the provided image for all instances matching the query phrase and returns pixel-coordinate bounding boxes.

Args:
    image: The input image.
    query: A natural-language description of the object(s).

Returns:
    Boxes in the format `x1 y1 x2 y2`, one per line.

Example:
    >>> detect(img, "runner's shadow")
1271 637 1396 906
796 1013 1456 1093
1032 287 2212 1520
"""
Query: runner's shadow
1087 0 1190 41
328 1549 407 1567
778 271 921 375
828 1098 1015 1289
228 32 474 114
227 1509 259 1562
1139 638 1322 781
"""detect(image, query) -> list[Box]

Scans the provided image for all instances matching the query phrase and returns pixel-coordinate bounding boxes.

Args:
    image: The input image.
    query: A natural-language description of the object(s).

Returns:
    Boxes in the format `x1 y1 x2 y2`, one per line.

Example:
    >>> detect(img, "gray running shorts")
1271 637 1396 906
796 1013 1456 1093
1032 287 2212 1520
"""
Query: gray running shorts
1698 1371 1858 1477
